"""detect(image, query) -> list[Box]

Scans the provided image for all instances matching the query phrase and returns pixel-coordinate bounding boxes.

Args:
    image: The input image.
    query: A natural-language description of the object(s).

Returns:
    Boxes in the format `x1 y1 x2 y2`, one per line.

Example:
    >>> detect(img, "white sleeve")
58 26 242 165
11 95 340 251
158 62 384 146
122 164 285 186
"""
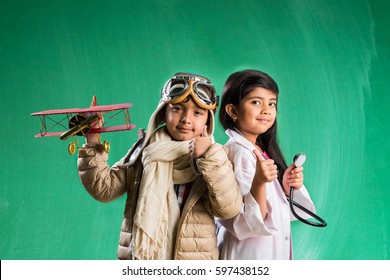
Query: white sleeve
218 145 278 240
289 185 317 221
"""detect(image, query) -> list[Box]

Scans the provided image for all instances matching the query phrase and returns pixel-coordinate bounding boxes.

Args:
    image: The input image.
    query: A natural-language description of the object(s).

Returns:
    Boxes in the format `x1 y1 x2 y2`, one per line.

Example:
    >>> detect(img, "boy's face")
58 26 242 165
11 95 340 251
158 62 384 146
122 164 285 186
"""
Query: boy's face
165 97 209 141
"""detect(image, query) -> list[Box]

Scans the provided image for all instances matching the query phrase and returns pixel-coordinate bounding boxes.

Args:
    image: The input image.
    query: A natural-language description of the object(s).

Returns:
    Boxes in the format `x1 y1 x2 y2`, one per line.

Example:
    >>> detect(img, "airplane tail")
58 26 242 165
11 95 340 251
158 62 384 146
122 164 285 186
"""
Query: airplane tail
91 96 97 107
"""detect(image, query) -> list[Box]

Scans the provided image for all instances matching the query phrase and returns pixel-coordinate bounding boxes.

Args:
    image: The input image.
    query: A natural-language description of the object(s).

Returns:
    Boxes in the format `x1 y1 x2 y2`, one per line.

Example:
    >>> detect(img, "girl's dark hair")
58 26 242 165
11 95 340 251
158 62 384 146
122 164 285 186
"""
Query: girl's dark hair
219 69 287 183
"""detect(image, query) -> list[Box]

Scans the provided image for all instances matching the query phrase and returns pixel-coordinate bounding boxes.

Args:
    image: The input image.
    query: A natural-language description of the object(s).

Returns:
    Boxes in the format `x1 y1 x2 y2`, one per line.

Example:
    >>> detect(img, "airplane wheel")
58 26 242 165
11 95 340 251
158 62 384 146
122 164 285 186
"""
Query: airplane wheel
103 140 110 153
68 142 76 155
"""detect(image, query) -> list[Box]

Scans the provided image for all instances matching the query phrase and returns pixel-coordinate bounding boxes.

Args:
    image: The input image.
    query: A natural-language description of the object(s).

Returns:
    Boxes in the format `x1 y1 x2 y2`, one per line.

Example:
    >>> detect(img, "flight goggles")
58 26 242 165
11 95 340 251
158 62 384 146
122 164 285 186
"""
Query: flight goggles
161 73 218 110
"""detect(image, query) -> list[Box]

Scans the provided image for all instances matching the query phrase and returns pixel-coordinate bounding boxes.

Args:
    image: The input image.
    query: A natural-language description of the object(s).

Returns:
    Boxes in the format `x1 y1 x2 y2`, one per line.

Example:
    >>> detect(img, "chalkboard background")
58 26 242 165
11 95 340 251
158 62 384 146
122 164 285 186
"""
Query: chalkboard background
1 0 389 259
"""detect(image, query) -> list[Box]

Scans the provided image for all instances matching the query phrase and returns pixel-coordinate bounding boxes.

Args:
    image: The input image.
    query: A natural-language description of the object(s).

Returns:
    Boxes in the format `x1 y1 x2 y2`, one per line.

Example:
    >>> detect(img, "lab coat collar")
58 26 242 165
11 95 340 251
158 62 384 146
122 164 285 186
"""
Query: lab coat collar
226 128 257 154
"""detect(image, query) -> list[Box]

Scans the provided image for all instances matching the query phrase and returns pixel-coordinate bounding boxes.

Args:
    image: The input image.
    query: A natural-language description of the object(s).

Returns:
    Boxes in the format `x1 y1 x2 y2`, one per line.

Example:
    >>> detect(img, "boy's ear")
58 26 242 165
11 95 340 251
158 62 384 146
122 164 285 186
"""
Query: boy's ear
155 105 167 125
225 104 238 121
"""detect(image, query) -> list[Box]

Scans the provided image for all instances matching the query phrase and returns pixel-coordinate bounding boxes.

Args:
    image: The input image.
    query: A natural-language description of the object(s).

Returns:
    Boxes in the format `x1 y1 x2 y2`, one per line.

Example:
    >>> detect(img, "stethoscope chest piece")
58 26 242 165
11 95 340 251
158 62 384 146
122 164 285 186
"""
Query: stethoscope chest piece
293 154 306 167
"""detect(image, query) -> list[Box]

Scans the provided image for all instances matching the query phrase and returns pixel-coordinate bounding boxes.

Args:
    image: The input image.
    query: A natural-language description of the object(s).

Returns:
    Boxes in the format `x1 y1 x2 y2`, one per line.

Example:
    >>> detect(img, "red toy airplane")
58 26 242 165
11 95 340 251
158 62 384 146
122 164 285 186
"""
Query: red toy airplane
31 96 136 154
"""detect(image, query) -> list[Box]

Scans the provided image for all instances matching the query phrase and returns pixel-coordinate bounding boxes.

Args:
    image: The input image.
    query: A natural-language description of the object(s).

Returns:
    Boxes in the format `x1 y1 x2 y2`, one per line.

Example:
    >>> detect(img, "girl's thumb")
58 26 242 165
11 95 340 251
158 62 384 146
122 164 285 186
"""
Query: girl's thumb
253 149 263 162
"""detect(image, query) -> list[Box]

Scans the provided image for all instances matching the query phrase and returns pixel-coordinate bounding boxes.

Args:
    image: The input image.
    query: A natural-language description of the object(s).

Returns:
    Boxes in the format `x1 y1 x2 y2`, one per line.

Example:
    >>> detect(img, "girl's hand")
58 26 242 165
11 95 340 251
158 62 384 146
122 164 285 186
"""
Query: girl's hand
282 164 304 195
189 126 212 158
251 149 278 219
252 149 278 186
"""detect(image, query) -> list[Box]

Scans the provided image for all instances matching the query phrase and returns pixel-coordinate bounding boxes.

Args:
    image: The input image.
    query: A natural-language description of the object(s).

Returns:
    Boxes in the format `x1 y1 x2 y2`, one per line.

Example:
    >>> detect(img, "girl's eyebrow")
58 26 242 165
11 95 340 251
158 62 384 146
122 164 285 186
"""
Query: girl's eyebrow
247 96 278 101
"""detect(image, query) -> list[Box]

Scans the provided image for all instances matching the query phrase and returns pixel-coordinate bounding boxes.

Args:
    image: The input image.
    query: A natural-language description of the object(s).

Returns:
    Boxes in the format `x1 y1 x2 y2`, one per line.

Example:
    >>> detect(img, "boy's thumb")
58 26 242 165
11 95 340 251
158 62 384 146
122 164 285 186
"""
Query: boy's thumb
201 125 208 137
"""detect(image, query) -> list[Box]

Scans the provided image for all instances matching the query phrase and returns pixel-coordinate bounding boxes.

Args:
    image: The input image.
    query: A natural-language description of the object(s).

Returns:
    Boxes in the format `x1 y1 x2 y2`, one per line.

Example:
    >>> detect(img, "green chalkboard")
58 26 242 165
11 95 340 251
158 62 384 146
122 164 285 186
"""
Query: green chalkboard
1 0 389 260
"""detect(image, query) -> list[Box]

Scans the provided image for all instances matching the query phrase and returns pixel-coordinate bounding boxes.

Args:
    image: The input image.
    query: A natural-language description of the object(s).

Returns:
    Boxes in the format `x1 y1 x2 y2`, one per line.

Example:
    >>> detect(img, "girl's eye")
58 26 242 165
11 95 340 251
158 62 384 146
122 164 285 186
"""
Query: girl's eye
270 102 277 107
252 100 261 105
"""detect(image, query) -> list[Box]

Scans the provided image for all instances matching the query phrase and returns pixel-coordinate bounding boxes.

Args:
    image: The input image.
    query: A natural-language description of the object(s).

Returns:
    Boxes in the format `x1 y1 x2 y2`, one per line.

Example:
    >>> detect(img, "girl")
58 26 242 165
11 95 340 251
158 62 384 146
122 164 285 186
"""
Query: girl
217 69 316 260
78 72 242 259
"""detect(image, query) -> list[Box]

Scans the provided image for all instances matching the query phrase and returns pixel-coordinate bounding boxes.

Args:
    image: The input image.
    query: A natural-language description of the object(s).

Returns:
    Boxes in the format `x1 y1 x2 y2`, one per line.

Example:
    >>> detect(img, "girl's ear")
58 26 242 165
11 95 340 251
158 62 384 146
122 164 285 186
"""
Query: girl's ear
225 104 238 122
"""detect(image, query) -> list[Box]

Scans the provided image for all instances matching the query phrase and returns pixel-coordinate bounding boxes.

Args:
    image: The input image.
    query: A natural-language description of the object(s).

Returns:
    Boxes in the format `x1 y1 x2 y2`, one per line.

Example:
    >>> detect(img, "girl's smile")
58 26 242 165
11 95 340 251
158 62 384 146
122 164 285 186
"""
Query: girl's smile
257 118 272 123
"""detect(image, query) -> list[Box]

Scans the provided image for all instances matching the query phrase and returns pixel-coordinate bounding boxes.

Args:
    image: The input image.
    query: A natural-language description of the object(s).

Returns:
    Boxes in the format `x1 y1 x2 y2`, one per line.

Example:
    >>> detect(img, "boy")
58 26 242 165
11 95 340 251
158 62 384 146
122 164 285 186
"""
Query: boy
77 72 242 259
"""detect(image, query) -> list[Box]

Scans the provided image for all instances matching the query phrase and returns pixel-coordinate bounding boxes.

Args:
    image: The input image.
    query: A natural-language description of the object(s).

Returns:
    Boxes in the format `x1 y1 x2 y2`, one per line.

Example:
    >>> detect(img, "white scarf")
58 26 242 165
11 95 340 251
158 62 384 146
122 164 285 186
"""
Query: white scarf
131 127 197 259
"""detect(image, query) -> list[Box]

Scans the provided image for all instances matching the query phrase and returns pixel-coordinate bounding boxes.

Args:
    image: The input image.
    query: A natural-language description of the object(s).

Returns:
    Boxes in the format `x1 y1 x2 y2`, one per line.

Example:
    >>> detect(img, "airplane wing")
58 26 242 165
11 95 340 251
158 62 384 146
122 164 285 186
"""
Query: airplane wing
31 103 133 116
34 132 63 138
34 125 137 138
90 124 136 134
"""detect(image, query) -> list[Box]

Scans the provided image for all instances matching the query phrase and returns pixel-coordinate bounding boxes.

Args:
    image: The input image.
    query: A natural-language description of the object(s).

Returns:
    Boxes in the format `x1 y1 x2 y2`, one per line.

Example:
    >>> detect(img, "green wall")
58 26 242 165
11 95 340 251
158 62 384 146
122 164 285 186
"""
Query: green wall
1 0 389 260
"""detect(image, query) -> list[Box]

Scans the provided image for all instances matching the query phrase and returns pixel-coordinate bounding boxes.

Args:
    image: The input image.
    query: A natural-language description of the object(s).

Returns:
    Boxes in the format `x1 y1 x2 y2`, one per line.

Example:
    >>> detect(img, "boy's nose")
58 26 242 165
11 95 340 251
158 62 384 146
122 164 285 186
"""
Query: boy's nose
180 114 191 123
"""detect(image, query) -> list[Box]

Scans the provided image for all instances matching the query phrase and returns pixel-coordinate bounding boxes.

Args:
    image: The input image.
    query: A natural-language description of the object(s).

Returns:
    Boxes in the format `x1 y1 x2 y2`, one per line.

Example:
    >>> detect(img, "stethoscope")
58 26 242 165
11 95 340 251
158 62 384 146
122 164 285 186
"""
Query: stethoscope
287 154 327 227
234 127 327 227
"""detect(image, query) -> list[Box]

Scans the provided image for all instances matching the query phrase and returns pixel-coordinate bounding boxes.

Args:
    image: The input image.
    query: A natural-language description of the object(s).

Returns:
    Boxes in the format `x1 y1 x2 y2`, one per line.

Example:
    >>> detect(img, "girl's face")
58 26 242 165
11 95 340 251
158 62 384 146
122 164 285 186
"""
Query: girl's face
232 87 277 144
165 97 209 141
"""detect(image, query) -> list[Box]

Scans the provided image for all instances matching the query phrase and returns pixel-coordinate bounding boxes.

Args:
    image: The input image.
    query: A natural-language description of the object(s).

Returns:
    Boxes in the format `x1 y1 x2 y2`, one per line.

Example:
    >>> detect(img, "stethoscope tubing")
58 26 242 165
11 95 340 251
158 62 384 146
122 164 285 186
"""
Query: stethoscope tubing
288 187 327 227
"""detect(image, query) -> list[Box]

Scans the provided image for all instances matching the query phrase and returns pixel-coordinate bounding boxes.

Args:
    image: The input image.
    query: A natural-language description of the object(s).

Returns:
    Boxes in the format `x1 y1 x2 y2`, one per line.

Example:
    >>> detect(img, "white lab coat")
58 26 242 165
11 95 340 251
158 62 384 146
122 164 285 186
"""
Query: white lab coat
217 129 316 260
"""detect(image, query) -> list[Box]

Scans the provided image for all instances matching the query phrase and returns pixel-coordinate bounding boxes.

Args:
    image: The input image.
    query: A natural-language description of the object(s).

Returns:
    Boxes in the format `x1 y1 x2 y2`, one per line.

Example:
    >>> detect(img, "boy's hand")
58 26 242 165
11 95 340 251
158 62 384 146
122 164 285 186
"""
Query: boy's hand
85 96 103 145
189 126 212 158
252 149 278 186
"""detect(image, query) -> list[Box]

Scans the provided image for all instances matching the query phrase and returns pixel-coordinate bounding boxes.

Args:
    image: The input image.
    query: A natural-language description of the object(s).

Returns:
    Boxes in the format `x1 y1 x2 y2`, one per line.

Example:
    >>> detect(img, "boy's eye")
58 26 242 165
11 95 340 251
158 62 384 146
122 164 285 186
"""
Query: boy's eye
195 110 204 116
172 105 182 111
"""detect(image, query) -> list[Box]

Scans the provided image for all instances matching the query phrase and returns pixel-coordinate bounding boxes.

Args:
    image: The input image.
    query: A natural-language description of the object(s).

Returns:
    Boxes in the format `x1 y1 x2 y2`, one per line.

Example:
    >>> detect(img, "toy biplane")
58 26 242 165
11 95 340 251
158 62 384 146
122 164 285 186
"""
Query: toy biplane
31 96 136 154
